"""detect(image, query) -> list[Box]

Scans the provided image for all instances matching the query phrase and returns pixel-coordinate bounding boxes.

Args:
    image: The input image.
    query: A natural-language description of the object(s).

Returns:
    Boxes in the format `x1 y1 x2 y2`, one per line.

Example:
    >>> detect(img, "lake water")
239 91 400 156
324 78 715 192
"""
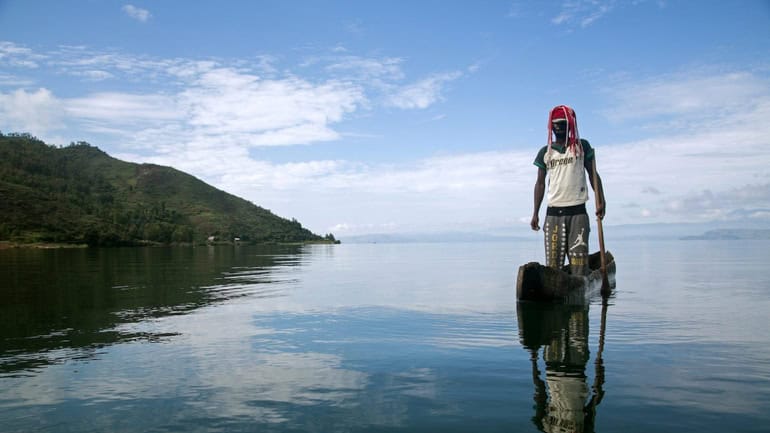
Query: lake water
1 239 769 432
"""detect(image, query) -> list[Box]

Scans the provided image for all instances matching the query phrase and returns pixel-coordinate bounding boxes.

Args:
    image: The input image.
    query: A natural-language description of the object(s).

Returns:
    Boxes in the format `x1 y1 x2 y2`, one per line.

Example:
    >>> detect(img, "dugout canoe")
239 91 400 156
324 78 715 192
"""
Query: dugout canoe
516 251 615 302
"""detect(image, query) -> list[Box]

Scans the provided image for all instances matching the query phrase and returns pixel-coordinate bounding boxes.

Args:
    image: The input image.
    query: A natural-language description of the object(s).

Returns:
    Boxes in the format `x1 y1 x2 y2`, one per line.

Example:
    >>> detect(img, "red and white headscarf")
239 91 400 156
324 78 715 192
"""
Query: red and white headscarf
547 105 581 156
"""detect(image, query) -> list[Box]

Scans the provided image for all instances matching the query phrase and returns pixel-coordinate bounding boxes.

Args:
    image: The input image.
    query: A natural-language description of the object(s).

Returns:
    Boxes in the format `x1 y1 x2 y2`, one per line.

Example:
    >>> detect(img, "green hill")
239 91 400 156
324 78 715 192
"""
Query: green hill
0 133 334 246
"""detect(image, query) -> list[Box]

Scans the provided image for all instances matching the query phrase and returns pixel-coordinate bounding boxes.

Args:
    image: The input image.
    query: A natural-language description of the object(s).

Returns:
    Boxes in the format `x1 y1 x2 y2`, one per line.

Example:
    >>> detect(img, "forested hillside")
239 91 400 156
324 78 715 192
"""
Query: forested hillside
0 133 334 246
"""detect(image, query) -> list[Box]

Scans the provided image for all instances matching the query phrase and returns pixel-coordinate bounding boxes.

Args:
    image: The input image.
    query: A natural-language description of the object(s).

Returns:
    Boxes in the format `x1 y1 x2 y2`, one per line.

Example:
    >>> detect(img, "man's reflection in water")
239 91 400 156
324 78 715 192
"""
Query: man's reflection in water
517 301 607 433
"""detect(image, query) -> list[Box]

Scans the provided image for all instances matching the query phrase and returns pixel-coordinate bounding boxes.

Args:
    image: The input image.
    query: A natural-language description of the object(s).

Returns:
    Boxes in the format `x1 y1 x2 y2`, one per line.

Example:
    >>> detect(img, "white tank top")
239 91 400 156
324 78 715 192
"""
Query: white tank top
544 147 589 207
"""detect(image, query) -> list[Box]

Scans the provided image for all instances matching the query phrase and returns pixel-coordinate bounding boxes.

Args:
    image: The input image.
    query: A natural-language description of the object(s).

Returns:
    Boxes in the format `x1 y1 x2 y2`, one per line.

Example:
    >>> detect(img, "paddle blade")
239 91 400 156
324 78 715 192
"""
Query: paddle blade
600 267 611 297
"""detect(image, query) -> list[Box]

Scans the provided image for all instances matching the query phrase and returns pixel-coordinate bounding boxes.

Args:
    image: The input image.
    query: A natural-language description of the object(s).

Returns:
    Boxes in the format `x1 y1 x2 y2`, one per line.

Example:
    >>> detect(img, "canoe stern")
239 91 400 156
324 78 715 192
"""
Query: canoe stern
516 251 615 302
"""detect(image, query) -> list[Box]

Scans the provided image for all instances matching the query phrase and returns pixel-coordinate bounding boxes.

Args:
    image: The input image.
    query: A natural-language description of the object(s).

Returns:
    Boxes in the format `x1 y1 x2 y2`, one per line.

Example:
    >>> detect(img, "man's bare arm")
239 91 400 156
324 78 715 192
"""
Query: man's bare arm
531 168 546 231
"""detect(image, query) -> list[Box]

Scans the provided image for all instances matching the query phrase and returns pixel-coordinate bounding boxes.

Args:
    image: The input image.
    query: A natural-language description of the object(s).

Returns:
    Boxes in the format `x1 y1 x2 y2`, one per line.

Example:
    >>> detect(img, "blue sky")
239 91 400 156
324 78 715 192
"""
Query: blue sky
1 1 769 237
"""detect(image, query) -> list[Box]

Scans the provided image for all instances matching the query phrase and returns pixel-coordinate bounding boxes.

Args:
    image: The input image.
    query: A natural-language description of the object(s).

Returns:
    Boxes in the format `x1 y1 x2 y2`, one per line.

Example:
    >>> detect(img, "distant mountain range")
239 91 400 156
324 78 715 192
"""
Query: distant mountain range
0 133 334 247
339 223 770 243
680 229 770 240
339 231 531 244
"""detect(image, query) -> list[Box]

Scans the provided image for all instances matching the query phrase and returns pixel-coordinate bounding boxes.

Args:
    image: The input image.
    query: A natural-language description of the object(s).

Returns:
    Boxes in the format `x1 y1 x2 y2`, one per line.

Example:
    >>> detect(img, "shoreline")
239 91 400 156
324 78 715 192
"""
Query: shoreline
0 240 340 250
0 241 89 250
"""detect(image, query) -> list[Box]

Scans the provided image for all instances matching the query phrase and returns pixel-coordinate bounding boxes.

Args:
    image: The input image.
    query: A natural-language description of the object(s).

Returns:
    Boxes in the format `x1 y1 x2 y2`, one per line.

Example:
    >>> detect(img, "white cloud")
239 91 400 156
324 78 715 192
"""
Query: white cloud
122 5 151 23
386 72 462 109
658 184 770 222
66 92 181 123
325 56 405 82
0 88 63 135
193 148 536 235
507 1 525 18
71 70 114 81
0 41 43 68
179 69 365 144
603 71 768 128
0 44 453 152
330 222 400 234
202 69 770 234
0 72 35 86
217 150 523 198
45 45 181 83
0 58 366 149
595 71 770 226
2 41 768 235
552 0 617 27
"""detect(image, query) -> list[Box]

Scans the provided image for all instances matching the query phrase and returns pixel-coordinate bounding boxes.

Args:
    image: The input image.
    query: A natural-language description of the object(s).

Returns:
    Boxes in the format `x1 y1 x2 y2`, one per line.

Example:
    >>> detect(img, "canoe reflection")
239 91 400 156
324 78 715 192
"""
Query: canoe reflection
517 300 608 433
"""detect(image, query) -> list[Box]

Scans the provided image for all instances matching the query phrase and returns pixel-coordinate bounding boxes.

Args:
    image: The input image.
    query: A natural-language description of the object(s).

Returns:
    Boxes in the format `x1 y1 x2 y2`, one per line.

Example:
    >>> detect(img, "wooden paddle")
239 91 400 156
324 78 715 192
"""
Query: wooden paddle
592 157 610 294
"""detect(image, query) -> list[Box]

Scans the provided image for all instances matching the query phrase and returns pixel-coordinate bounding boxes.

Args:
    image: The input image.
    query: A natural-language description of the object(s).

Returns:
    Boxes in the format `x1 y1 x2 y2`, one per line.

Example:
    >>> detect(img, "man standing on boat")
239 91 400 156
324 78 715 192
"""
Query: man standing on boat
530 105 606 276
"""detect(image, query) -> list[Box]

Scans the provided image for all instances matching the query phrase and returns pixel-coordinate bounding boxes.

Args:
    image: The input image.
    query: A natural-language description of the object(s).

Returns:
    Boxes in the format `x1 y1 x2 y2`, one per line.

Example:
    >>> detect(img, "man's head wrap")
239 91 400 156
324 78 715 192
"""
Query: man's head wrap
547 105 581 155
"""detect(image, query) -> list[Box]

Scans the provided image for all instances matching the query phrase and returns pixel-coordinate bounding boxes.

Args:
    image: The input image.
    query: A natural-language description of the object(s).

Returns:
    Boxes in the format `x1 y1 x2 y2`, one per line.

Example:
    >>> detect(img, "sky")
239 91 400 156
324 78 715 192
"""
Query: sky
1 0 769 238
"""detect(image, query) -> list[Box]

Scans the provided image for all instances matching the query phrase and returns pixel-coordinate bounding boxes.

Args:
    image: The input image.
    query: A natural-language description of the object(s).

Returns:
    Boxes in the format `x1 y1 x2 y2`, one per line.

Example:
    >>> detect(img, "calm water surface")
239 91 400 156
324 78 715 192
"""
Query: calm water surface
1 240 769 432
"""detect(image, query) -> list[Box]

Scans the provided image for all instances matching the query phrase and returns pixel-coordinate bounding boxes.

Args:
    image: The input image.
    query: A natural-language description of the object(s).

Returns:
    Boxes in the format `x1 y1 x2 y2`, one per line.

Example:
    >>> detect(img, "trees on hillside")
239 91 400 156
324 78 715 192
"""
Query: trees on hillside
0 133 333 246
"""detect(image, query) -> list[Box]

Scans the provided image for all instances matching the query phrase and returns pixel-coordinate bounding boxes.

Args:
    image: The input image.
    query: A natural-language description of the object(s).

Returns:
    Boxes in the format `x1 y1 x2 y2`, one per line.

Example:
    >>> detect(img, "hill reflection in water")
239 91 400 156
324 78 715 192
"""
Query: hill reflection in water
0 245 306 376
